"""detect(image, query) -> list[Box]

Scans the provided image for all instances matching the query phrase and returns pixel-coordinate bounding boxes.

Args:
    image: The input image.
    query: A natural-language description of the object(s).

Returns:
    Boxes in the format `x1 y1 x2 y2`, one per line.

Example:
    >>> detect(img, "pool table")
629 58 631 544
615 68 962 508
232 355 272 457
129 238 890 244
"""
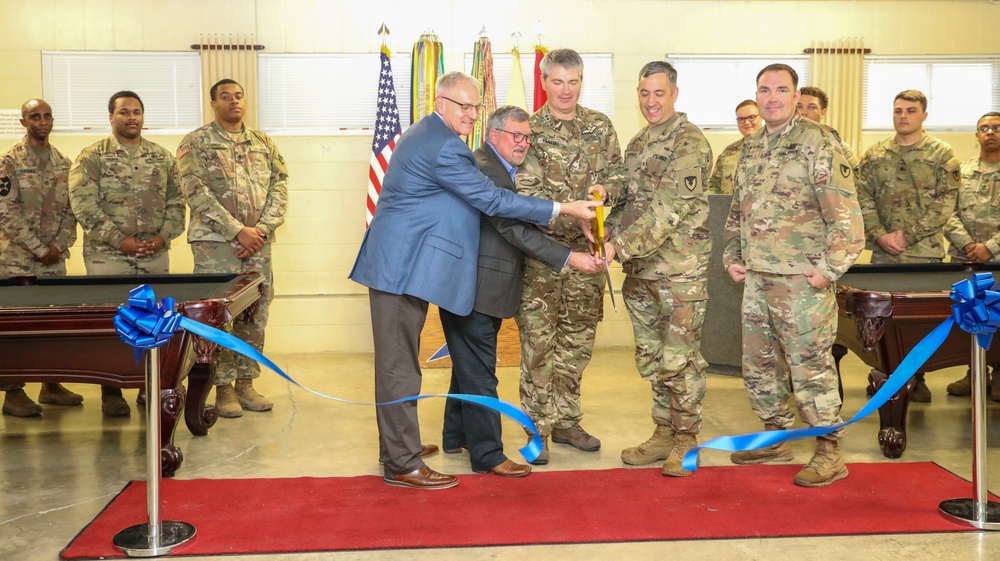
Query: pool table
0 272 265 476
834 262 1000 459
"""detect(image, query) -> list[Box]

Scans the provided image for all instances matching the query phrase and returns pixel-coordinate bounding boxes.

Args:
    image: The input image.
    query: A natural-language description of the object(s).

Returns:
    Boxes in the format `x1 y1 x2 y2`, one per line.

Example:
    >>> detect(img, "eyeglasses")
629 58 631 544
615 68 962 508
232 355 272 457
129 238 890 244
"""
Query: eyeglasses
977 124 1000 133
440 96 485 114
736 115 759 124
497 129 531 143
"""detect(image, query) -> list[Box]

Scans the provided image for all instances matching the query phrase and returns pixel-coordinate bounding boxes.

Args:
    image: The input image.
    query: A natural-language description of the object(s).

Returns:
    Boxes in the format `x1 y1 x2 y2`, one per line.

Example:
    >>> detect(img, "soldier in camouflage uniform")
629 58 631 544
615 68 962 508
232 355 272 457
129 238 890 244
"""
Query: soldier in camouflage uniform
0 99 82 417
944 112 1000 400
724 64 864 487
514 49 626 464
605 62 712 477
796 86 860 172
69 91 187 416
708 100 761 194
856 89 960 402
178 79 288 418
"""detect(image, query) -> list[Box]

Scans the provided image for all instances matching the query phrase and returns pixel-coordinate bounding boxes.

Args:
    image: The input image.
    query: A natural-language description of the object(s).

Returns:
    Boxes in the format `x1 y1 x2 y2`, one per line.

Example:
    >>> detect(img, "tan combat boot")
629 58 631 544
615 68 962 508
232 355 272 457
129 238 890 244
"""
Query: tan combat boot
101 386 131 417
215 383 243 418
793 437 849 487
2 389 42 417
730 424 793 464
621 425 675 466
661 433 698 477
528 435 550 465
234 379 273 412
946 369 972 396
38 383 83 406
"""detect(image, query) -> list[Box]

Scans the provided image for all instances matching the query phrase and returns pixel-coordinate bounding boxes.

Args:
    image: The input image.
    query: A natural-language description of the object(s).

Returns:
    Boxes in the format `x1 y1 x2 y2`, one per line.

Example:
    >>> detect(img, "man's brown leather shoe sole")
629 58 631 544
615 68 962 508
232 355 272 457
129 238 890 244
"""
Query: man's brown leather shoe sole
476 459 531 478
383 466 459 490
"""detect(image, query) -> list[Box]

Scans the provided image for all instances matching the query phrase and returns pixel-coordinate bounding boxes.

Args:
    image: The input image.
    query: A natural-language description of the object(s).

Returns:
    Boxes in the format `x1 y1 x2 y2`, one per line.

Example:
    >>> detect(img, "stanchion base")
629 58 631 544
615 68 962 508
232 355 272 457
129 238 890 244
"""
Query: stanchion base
939 499 1000 530
113 521 196 557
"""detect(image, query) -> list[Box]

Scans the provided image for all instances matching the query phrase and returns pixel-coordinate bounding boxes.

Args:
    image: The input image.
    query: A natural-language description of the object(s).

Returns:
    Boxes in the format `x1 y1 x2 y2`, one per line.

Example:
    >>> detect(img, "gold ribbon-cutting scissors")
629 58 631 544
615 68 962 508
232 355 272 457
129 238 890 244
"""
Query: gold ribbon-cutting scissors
591 192 617 313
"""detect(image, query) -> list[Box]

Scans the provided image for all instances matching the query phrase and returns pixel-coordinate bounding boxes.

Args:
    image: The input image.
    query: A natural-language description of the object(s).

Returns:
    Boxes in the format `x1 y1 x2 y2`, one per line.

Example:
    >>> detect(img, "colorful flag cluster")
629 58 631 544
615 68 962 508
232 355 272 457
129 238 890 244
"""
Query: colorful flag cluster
410 33 444 125
366 46 402 227
467 36 497 150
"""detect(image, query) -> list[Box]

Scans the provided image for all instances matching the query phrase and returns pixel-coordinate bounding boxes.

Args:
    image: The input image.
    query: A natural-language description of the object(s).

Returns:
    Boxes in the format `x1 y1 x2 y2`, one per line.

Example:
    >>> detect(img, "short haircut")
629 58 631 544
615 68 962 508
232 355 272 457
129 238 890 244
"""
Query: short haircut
637 61 677 86
894 89 927 112
735 99 758 112
436 71 476 95
979 112 1000 125
108 90 143 114
756 63 799 89
486 105 530 134
210 79 242 101
540 49 584 80
798 86 828 110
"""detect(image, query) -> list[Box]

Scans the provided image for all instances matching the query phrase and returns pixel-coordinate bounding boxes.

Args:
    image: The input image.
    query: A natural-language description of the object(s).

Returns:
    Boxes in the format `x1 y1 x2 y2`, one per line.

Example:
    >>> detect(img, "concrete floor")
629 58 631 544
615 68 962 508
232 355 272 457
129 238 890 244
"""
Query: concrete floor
2 348 1000 561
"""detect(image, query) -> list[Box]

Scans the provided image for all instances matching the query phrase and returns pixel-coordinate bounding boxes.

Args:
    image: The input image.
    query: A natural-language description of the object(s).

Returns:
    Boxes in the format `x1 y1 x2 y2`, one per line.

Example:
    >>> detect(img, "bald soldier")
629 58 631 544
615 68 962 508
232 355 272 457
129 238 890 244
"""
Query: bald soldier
0 99 81 417
69 90 186 416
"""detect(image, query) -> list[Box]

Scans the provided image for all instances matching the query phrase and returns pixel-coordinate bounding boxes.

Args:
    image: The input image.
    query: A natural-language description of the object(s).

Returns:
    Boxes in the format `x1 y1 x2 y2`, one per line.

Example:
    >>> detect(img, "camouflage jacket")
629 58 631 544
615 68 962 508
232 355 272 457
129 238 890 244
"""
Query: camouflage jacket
856 133 960 259
515 104 626 246
945 157 1000 261
178 122 288 243
708 137 744 195
607 112 713 283
69 136 186 254
824 125 860 172
723 115 864 281
0 137 77 265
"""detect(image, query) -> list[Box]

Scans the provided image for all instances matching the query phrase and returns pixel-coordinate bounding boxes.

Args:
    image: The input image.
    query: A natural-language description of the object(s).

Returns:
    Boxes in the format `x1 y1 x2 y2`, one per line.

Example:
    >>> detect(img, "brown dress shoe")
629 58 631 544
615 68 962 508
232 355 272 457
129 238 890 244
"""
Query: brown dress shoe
384 466 459 490
477 459 531 478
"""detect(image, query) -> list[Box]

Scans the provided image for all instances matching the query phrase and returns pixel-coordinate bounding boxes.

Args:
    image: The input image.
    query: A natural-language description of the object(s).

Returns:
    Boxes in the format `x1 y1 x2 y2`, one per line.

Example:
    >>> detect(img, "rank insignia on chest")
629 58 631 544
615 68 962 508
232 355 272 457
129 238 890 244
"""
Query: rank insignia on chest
840 163 851 178
0 173 10 197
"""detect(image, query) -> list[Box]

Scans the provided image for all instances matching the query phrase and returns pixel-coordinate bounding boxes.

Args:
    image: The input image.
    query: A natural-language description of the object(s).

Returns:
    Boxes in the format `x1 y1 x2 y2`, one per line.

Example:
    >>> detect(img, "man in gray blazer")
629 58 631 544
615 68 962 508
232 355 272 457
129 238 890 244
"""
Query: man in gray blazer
440 106 602 477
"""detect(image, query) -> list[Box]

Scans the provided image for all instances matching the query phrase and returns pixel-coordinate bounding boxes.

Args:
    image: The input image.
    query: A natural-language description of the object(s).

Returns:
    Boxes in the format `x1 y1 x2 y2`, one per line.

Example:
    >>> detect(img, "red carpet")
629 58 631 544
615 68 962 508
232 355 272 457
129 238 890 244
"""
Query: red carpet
61 462 987 559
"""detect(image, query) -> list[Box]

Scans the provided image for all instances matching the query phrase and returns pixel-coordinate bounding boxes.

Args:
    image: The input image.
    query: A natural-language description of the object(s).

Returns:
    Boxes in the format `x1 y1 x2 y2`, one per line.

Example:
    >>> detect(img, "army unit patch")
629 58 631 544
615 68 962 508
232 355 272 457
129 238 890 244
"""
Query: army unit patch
679 168 703 196
0 173 10 197
840 163 851 178
952 169 961 182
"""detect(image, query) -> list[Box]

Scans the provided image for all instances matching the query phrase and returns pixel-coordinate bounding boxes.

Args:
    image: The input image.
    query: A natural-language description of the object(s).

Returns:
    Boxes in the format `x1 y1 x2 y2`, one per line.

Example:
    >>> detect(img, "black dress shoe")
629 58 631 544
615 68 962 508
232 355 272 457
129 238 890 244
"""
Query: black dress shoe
443 445 467 454
384 466 459 489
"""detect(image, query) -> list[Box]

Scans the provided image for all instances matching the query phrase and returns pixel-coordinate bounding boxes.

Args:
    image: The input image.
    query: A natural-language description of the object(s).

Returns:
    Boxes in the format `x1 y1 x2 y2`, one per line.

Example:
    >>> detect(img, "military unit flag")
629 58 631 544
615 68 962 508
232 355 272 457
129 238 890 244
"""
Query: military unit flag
533 45 549 111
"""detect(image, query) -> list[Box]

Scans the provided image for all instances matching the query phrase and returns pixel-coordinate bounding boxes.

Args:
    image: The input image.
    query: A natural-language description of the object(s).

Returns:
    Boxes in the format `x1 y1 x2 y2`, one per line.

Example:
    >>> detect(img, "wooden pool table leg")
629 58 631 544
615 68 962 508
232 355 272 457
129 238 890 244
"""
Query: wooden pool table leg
869 368 915 458
184 335 220 437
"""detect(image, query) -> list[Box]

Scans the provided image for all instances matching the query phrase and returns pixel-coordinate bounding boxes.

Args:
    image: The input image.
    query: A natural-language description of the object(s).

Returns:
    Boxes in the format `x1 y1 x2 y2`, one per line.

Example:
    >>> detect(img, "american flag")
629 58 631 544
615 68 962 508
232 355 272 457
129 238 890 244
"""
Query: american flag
367 46 402 227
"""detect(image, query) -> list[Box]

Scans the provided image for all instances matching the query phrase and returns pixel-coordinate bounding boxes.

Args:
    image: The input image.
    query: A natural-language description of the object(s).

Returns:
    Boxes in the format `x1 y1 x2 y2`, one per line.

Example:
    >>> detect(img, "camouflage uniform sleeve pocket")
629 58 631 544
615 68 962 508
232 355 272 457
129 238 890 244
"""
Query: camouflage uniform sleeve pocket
672 280 708 302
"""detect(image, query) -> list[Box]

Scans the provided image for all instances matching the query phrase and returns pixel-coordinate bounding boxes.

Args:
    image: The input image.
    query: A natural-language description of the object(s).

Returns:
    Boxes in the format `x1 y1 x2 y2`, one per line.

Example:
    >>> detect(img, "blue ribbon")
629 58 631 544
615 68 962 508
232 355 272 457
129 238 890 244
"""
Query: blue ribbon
683 272 1000 471
115 285 543 462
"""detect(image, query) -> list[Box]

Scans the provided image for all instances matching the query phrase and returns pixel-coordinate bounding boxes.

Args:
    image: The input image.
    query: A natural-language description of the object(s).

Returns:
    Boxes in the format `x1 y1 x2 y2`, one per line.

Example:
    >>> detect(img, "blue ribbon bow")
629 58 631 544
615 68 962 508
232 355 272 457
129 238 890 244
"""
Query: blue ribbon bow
115 285 543 462
682 272 1000 471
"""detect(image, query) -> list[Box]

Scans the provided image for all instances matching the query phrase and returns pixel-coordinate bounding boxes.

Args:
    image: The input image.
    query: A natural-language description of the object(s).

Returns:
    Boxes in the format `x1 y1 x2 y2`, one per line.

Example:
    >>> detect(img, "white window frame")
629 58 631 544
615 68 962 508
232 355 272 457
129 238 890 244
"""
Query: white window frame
257 52 412 134
862 55 1000 131
664 55 811 130
41 51 202 132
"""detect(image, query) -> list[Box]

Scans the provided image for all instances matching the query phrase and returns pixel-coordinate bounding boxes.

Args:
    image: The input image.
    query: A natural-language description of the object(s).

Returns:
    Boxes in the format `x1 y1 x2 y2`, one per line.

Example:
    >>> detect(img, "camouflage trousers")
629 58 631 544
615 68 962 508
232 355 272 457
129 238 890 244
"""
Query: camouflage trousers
83 247 169 275
870 251 942 264
0 261 65 391
191 240 273 385
622 276 708 435
515 256 604 436
742 271 844 440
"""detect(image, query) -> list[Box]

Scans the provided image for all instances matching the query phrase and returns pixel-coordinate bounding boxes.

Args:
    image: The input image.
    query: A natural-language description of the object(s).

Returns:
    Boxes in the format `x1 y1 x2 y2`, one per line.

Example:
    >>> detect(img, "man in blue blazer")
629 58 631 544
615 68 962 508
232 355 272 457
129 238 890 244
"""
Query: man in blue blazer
350 72 600 490
440 106 603 477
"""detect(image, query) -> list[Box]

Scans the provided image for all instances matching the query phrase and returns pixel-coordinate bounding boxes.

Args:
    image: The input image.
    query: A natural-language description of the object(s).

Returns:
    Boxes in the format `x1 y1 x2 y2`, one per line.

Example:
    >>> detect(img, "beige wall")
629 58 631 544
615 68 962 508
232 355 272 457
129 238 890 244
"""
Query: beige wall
1 0 997 354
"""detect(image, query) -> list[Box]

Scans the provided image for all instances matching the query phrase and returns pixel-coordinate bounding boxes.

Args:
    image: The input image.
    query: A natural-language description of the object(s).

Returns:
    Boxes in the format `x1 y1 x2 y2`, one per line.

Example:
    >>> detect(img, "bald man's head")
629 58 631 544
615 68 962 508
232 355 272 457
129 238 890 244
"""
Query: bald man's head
20 99 54 145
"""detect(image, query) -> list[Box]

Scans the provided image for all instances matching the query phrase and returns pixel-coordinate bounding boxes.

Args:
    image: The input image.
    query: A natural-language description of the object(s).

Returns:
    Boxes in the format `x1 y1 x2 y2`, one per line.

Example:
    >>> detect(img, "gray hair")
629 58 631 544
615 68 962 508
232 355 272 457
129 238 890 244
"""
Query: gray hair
486 105 530 134
540 49 584 80
638 61 677 86
436 71 478 94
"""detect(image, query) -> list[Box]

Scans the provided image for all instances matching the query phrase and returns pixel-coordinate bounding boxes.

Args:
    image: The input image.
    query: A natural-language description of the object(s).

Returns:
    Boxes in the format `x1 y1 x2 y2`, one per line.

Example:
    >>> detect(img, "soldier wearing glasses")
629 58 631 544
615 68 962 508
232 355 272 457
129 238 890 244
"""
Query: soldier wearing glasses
708 100 761 194
944 112 1000 401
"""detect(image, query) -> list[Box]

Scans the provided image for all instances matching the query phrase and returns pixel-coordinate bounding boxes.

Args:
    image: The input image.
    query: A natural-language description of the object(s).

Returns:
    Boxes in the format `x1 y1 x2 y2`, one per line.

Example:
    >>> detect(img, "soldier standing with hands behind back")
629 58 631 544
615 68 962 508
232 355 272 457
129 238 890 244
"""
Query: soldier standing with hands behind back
178 79 288 418
0 99 82 417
